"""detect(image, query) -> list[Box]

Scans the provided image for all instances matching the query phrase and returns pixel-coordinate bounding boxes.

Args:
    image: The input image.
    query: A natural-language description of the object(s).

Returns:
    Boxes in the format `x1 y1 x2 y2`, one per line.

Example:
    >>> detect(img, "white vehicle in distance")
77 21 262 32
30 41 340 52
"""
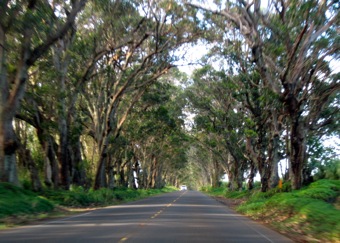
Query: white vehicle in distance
180 185 187 191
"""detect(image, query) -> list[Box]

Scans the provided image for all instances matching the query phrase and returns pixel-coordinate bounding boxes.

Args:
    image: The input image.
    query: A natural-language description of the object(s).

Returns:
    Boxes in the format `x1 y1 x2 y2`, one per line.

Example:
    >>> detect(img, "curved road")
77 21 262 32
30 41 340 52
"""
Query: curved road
0 191 294 242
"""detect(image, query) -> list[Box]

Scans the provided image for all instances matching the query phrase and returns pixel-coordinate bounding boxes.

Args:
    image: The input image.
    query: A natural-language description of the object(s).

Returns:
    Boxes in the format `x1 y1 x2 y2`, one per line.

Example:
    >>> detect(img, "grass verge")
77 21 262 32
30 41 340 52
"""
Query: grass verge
0 183 177 229
204 179 340 243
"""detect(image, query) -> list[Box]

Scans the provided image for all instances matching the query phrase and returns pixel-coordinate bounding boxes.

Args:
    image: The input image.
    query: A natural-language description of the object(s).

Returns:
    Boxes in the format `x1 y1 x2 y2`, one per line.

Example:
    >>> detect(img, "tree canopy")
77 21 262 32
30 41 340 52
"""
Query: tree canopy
0 0 339 192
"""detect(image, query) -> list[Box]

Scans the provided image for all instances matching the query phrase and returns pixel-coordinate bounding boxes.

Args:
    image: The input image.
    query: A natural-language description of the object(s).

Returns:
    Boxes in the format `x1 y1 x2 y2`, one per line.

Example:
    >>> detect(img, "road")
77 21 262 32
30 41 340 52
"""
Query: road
0 191 294 242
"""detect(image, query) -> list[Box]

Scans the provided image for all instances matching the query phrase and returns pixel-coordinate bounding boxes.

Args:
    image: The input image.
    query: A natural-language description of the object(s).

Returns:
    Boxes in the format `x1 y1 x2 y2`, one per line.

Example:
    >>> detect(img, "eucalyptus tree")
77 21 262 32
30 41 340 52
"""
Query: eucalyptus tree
74 1 202 189
185 144 213 189
14 1 96 189
14 119 43 191
0 0 86 185
181 2 283 191
15 32 88 190
122 77 189 189
185 65 249 190
187 0 340 189
245 76 283 191
16 80 61 189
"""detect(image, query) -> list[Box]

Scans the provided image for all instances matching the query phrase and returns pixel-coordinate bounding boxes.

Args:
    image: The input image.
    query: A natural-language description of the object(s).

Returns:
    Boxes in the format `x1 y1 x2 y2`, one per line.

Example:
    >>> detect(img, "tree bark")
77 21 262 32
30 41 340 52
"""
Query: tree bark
58 117 70 190
107 156 115 189
0 118 20 185
70 137 86 186
212 159 220 188
288 115 306 190
94 146 108 190
247 160 256 190
151 155 157 188
269 134 280 189
39 132 60 189
0 24 6 183
256 126 272 192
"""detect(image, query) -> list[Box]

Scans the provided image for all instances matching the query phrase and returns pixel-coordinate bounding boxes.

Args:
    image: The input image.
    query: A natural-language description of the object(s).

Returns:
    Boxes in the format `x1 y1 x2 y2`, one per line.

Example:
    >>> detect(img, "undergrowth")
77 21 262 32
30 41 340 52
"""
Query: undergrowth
0 183 54 219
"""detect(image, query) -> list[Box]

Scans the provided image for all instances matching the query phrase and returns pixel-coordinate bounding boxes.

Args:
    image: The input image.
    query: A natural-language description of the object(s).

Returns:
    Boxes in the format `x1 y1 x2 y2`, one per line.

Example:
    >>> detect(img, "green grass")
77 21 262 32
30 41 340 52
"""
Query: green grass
200 186 226 196
205 179 340 242
0 183 176 228
38 185 176 208
0 183 54 218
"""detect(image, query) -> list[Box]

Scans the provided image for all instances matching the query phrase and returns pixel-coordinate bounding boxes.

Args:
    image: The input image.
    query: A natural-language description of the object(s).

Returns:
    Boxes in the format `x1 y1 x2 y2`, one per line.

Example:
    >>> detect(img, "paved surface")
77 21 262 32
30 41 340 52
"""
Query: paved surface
0 191 294 242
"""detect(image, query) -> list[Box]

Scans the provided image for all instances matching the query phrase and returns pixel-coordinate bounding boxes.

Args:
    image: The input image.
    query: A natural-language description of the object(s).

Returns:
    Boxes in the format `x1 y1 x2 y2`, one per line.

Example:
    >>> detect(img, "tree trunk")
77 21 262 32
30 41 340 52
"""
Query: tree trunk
107 157 115 189
70 137 86 187
59 120 70 190
151 156 157 188
226 153 235 191
94 151 108 190
44 137 60 189
120 165 126 187
284 90 306 190
212 159 220 188
247 160 256 190
0 119 20 185
154 163 163 189
0 0 85 185
0 25 6 183
257 135 270 192
228 163 243 191
289 117 306 190
269 134 280 189
3 154 20 186
0 63 23 186
24 149 42 191
127 161 134 188
258 159 270 192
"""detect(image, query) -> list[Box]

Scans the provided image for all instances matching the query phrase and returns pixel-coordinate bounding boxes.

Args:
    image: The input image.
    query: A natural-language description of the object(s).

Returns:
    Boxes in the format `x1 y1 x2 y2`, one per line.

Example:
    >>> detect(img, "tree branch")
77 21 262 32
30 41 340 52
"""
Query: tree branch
27 0 86 66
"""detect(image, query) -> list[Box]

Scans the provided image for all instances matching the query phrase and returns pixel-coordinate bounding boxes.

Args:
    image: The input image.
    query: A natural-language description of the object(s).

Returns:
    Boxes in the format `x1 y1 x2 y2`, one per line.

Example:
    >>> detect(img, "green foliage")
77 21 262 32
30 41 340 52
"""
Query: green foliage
281 181 292 192
202 186 251 199
0 183 54 218
0 183 176 223
314 159 340 181
54 186 177 207
202 180 340 242
201 186 226 195
244 129 257 138
297 187 337 202
225 190 250 199
235 180 340 242
41 187 119 207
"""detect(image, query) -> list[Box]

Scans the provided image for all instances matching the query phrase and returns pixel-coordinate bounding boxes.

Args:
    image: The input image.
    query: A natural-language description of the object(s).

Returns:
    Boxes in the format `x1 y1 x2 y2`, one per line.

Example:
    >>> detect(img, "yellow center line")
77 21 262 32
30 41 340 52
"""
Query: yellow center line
119 237 128 242
119 193 184 242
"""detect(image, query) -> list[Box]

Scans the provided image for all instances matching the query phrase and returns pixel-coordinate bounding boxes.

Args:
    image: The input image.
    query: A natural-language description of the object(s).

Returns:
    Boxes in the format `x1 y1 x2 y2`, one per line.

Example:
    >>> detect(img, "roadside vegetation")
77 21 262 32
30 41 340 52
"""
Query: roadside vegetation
0 182 176 229
0 1 339 241
203 179 340 243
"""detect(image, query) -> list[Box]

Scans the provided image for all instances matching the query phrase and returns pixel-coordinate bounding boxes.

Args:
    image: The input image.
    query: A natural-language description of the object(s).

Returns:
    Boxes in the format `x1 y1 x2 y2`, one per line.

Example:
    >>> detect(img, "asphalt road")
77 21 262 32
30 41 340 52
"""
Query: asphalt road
0 191 294 243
